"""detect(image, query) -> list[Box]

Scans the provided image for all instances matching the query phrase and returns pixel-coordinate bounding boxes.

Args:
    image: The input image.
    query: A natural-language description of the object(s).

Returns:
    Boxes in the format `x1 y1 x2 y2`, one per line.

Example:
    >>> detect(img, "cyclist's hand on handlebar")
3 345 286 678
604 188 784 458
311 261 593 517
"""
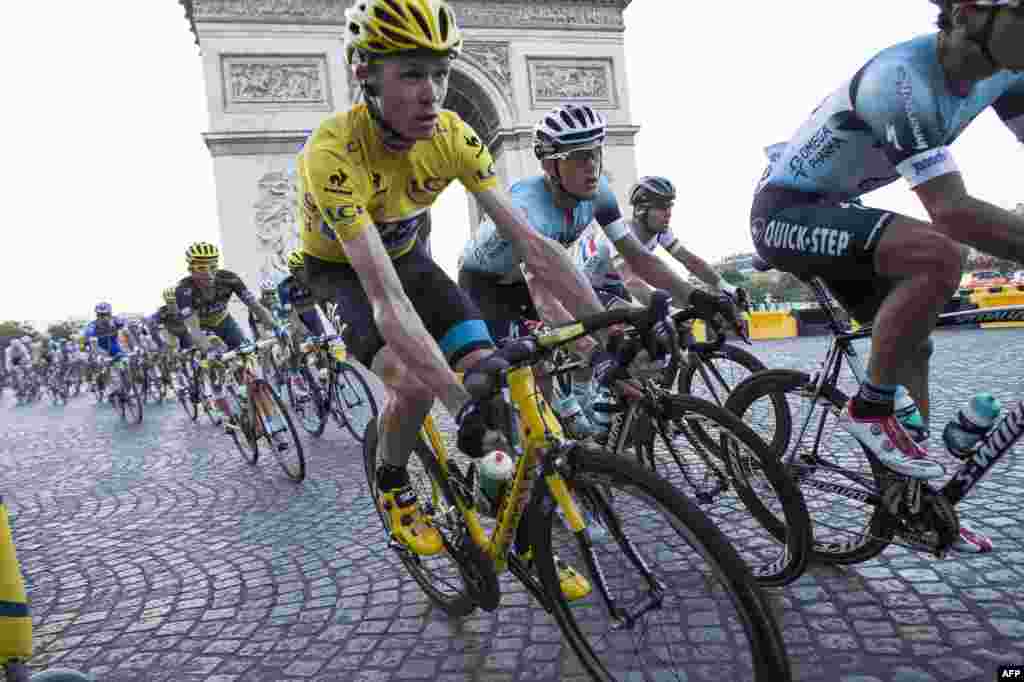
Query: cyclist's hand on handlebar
590 348 620 388
689 289 734 326
455 399 506 459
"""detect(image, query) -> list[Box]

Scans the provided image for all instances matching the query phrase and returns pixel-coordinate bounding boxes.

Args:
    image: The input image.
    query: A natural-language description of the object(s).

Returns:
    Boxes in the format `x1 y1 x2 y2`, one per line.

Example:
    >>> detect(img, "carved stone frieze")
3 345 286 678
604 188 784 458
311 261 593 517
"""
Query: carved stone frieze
223 55 331 110
527 57 615 108
193 0 345 21
186 0 626 30
253 169 300 281
453 2 624 30
461 42 511 97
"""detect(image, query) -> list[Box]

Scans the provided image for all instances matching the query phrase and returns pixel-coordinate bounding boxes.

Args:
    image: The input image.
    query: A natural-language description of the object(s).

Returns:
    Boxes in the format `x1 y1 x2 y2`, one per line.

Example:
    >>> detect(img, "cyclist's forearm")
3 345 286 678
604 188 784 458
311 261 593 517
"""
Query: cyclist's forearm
624 277 657 306
525 272 598 356
183 316 211 353
669 245 724 291
376 298 470 416
252 302 278 330
529 239 606 321
629 248 697 307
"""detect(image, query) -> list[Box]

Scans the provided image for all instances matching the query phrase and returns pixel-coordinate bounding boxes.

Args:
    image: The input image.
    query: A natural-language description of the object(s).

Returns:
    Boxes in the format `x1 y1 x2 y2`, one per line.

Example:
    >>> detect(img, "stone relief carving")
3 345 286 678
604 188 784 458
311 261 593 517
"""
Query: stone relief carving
253 170 299 282
461 42 512 96
528 58 615 107
190 0 625 29
454 2 623 29
194 0 344 21
224 56 328 108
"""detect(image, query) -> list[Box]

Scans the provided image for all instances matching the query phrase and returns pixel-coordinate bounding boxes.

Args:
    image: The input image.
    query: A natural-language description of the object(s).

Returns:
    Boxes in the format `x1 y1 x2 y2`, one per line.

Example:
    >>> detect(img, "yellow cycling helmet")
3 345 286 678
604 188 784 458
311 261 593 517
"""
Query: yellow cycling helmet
344 0 462 65
287 250 305 271
185 241 220 266
162 287 177 304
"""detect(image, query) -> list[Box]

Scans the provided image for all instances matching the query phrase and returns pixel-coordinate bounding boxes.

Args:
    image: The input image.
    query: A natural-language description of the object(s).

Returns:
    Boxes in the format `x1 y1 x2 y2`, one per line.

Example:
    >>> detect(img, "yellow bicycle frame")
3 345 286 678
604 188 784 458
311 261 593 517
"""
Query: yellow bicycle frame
420 325 588 573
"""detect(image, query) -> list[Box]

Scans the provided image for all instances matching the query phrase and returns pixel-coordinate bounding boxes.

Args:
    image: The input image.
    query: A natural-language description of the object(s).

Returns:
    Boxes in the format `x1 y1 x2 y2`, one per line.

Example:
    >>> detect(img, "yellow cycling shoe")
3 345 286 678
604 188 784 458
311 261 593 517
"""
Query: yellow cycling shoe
518 550 592 602
379 486 444 556
555 556 592 602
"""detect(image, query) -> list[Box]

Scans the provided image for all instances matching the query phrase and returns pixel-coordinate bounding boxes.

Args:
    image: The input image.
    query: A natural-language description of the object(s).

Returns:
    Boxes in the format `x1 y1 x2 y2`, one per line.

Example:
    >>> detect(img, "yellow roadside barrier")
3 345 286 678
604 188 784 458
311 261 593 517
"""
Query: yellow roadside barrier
748 311 797 340
972 290 1024 329
0 497 32 664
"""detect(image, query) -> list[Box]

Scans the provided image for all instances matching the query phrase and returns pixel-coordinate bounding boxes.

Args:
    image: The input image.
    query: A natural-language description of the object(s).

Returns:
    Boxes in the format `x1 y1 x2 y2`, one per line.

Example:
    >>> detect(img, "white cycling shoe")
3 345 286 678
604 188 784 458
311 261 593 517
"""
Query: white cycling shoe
839 403 945 480
842 403 995 553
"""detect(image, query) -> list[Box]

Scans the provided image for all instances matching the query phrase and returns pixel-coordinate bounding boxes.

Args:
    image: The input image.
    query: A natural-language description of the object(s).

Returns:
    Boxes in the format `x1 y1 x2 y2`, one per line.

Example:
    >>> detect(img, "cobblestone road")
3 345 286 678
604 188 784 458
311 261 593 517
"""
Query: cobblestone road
6 327 1024 681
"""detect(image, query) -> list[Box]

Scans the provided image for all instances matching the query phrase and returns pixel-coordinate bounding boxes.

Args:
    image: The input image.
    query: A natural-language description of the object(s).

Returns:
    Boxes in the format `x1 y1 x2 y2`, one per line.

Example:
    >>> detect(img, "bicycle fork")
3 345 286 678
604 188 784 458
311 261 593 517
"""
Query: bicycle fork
549 444 664 628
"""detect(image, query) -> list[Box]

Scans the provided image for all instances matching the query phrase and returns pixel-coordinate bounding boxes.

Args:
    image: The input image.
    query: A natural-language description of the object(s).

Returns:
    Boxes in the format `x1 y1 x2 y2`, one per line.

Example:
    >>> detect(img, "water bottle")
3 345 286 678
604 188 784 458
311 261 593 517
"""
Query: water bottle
474 450 516 518
943 392 1001 460
554 394 596 438
894 386 928 443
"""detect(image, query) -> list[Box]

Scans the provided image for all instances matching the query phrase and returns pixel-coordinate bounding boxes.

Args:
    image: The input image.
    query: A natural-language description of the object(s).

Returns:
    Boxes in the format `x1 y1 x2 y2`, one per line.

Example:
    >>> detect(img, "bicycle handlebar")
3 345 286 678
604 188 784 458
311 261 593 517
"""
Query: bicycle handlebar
219 337 279 363
465 290 672 400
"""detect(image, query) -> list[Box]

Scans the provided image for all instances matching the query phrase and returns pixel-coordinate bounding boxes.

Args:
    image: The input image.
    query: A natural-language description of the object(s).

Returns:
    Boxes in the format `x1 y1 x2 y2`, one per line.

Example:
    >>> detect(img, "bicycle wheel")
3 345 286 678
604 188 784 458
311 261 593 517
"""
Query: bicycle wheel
286 366 327 437
725 370 893 564
530 445 791 682
252 380 305 482
679 342 766 407
227 385 259 464
119 372 144 425
362 416 478 617
149 366 167 403
177 370 199 421
260 346 285 389
627 393 811 586
331 362 378 443
199 373 222 426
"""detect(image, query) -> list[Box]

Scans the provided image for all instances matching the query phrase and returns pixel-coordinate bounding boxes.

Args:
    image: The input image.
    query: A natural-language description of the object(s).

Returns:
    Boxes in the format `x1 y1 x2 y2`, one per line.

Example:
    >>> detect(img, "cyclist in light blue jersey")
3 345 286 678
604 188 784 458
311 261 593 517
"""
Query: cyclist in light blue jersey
751 0 1024 552
460 105 736 435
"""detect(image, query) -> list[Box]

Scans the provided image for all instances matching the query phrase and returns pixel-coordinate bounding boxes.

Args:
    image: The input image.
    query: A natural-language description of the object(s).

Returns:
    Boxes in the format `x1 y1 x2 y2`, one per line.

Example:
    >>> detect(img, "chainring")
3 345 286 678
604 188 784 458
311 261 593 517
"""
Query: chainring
451 533 501 612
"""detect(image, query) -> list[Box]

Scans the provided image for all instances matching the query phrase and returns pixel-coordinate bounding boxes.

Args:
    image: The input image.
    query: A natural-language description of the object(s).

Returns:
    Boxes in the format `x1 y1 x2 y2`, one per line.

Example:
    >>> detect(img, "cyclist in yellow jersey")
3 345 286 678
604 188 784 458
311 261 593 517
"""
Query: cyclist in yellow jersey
298 0 617 589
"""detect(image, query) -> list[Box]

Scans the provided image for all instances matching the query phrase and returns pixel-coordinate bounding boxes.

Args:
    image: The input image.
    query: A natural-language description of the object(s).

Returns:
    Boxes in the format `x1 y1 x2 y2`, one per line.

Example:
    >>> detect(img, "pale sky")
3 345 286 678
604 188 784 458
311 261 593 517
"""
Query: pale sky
5 1 1023 328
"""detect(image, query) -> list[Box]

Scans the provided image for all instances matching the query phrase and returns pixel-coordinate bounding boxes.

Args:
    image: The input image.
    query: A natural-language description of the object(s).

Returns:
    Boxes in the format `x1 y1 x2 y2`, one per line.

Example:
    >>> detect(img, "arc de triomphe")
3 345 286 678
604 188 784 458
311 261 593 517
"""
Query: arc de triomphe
178 0 638 290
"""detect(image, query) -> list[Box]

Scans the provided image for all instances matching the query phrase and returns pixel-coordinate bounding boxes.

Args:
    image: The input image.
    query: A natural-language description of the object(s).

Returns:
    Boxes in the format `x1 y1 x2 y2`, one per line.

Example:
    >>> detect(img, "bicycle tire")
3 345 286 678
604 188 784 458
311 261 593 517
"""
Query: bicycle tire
362 416 478 617
678 342 766 406
253 380 306 482
725 370 893 564
227 385 259 464
636 393 811 586
177 370 199 422
120 371 144 425
332 362 378 444
149 366 167 403
529 446 791 682
287 366 327 437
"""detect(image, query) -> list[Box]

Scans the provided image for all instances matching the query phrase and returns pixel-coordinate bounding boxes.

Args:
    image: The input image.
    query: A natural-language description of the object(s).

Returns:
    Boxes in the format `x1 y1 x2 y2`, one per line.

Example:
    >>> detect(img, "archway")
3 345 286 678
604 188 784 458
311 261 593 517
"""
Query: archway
441 67 505 234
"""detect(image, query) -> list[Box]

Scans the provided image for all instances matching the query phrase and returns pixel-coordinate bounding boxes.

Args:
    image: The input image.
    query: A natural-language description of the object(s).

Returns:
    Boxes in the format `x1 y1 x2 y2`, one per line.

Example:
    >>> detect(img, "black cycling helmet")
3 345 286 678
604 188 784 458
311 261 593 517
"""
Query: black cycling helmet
629 176 676 206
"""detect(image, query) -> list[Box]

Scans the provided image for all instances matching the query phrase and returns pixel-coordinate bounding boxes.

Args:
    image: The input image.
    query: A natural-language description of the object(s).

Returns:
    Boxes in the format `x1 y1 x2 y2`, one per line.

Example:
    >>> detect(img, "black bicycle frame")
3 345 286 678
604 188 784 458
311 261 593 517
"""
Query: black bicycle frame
800 272 1024 509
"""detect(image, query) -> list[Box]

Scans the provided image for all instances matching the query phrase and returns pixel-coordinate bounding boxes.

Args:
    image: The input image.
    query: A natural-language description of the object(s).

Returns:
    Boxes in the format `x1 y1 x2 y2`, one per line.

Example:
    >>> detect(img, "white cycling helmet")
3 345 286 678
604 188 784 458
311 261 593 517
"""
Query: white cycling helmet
533 104 607 161
260 278 277 292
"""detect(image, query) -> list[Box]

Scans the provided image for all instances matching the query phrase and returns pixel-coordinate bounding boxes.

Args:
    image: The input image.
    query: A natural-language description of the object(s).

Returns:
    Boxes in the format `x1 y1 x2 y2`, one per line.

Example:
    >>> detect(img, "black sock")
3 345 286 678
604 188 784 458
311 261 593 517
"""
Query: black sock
850 381 898 418
376 463 408 491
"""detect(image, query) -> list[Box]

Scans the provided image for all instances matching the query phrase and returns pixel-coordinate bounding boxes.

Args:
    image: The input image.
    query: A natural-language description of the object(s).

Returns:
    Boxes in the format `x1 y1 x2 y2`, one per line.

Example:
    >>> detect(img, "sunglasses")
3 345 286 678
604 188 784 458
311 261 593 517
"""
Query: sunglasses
190 263 217 274
549 146 603 163
642 200 675 211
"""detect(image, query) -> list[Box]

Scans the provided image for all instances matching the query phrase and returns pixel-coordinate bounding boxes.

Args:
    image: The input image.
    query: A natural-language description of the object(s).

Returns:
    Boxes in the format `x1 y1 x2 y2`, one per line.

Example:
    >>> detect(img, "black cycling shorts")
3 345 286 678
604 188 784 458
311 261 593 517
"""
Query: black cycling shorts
203 315 248 351
751 187 898 324
304 242 493 368
458 269 541 344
